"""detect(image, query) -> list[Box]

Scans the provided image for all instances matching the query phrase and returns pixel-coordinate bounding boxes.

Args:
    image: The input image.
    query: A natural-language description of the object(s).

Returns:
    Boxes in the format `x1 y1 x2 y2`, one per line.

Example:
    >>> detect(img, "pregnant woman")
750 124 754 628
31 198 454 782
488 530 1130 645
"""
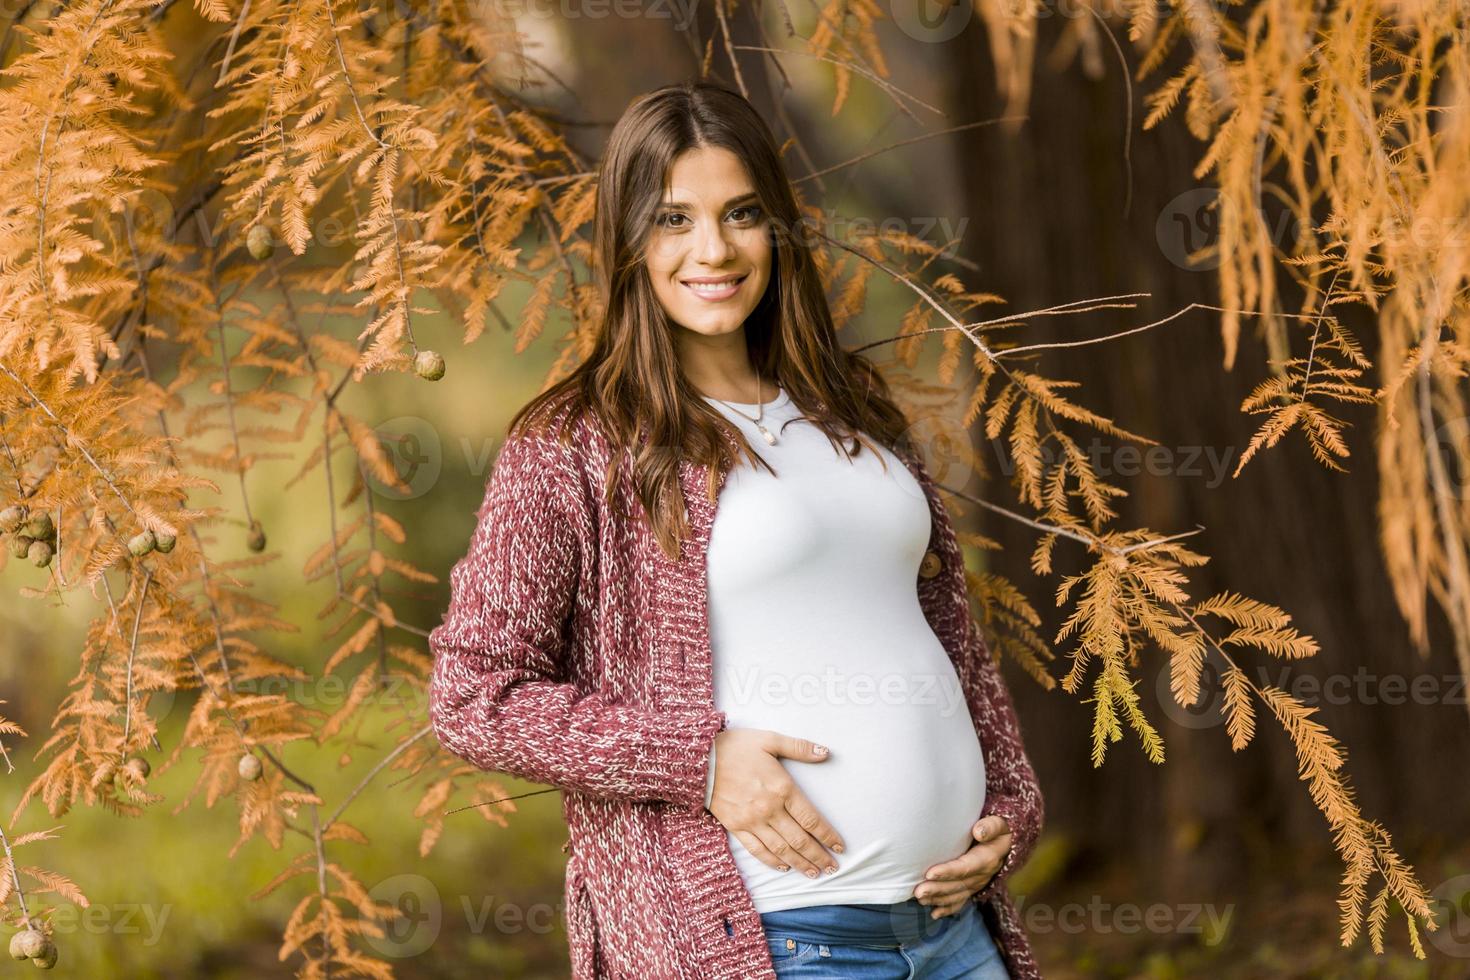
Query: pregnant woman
427 79 1044 979
703 377 1007 979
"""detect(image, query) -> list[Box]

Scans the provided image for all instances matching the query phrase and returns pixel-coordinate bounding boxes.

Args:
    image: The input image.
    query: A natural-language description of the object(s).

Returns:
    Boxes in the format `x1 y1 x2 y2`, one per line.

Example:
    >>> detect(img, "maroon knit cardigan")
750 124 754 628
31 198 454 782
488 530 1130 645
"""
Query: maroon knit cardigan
427 398 1045 979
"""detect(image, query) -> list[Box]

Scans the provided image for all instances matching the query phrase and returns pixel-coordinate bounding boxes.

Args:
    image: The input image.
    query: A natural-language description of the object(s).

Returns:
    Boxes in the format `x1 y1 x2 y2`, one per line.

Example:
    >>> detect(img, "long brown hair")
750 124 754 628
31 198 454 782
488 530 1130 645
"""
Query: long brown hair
507 79 914 561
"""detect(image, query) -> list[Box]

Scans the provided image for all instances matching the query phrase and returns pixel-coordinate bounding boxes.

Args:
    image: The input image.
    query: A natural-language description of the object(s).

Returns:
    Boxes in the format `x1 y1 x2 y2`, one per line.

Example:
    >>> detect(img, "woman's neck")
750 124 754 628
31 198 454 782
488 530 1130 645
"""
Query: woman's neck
676 329 769 404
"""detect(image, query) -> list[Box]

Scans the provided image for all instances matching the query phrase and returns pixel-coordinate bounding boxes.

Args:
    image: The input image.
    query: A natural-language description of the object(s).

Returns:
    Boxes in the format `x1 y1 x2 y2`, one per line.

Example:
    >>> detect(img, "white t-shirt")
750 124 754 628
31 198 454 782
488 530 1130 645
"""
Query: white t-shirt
700 386 988 913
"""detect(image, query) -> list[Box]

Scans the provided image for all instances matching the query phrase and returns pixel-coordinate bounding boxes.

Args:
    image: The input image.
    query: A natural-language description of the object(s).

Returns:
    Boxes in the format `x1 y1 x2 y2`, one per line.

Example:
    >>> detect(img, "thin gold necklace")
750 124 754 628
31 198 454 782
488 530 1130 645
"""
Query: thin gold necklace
710 376 779 445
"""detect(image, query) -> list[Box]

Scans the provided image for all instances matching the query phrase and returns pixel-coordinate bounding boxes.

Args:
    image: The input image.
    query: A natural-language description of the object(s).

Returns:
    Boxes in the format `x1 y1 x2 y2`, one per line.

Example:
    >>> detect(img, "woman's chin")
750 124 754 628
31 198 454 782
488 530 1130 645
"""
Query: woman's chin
674 311 753 336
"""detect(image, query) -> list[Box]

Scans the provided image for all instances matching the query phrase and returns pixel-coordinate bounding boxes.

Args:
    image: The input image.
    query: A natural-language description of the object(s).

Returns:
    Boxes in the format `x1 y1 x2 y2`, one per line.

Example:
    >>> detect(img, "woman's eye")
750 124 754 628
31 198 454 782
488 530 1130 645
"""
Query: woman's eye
656 207 761 228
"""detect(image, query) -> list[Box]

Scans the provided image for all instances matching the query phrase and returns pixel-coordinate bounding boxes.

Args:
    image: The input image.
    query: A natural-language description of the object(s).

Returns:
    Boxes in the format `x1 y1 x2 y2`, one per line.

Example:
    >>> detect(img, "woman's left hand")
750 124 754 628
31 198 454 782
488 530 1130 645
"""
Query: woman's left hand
911 816 1012 919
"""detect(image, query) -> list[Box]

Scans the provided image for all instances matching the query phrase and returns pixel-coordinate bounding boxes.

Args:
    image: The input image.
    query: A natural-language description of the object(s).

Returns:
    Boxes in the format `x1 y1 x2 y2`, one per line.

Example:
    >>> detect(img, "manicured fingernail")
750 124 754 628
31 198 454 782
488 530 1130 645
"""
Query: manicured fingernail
805 869 818 878
778 865 789 872
814 745 828 755
824 865 837 875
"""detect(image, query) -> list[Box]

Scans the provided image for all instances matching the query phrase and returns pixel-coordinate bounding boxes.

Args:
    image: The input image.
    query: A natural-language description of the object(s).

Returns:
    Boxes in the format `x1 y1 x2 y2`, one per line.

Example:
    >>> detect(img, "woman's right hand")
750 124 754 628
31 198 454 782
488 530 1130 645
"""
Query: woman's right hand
707 728 846 878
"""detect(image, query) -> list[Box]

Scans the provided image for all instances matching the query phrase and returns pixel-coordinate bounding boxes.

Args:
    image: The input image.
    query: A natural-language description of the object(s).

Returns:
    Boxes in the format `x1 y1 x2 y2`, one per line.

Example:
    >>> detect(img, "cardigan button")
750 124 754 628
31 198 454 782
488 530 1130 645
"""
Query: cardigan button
919 550 943 579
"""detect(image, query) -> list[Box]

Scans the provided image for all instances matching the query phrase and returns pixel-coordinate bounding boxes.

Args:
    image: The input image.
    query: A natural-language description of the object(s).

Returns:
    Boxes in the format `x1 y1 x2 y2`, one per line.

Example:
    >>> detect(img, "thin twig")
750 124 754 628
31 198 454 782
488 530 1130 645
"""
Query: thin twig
209 253 256 529
320 724 431 835
323 0 418 358
217 0 252 84
444 786 561 817
939 479 1204 556
715 0 748 101
34 2 118 330
989 301 1358 359
0 363 139 518
1082 3 1134 220
730 44 941 122
311 802 332 980
792 117 1029 186
1297 268 1343 401
0 821 35 931
99 571 163 752
119 567 154 756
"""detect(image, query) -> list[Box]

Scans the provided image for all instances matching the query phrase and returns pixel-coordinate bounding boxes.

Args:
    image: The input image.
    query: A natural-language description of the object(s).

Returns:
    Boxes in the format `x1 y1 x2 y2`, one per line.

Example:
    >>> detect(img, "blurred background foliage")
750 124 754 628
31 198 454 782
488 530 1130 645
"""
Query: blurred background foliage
2 0 1469 977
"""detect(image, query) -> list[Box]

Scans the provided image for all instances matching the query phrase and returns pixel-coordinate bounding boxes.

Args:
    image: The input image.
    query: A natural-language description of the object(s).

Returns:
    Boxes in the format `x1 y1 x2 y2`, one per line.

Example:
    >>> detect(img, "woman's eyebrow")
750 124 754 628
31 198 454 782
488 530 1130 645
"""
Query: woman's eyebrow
657 192 759 212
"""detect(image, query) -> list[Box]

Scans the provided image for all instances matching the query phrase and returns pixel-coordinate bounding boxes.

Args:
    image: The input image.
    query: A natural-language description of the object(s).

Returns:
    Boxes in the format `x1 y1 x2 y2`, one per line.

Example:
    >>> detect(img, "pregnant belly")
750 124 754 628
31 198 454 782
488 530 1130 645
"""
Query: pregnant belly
724 695 989 911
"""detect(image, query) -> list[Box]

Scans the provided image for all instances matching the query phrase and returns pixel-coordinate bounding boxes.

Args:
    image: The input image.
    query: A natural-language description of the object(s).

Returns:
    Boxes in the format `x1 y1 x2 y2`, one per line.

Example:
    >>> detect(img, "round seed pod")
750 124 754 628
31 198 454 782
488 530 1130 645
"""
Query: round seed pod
246 223 274 260
10 535 33 559
26 540 53 568
0 504 25 534
238 752 263 781
246 520 266 553
128 529 156 557
413 350 446 381
30 938 56 969
22 512 52 541
10 930 45 960
124 755 150 781
154 531 177 553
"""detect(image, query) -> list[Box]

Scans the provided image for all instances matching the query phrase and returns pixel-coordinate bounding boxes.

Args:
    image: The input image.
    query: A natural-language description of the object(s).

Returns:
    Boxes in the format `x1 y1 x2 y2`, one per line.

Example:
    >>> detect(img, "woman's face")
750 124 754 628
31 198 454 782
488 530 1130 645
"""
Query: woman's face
645 145 772 341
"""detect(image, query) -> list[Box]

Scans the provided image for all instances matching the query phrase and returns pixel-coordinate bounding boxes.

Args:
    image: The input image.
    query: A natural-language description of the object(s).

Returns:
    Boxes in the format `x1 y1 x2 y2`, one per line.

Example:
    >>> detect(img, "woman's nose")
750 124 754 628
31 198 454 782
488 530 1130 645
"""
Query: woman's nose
696 221 735 263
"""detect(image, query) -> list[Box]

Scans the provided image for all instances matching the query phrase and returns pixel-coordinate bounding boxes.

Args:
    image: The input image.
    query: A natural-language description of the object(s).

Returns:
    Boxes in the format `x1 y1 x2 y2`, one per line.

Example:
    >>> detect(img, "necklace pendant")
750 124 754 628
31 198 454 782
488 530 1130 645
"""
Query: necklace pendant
757 424 777 445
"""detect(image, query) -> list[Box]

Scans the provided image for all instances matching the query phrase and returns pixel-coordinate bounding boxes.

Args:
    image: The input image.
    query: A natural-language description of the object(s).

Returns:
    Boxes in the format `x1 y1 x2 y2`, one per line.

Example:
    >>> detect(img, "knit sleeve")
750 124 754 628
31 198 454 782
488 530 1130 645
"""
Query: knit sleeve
427 430 726 809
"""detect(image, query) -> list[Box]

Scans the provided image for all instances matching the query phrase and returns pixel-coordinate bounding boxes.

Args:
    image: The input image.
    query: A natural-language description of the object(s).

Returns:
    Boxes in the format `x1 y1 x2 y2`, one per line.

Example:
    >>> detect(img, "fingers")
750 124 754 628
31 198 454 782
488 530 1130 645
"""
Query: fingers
924 837 1008 884
732 828 793 872
925 894 973 919
783 785 845 856
768 811 838 879
973 814 1011 844
915 837 1010 915
766 731 831 764
729 789 843 877
914 867 992 919
718 731 843 877
726 787 825 876
915 873 986 905
741 797 840 878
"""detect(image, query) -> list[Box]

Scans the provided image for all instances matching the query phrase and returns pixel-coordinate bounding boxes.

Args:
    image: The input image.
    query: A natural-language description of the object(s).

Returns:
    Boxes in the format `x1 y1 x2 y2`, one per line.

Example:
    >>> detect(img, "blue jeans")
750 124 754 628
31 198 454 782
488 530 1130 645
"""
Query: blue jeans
759 898 1010 979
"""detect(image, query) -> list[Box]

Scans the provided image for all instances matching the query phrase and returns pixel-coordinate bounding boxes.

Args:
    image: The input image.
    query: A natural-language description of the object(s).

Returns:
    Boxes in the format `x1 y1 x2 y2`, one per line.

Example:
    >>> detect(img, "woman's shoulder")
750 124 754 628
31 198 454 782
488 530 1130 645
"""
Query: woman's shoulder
505 385 603 449
497 391 611 509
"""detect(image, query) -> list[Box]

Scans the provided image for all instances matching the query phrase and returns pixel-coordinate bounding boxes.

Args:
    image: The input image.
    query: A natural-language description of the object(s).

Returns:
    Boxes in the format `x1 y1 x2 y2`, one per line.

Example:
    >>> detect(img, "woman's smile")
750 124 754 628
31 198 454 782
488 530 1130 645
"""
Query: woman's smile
682 273 748 301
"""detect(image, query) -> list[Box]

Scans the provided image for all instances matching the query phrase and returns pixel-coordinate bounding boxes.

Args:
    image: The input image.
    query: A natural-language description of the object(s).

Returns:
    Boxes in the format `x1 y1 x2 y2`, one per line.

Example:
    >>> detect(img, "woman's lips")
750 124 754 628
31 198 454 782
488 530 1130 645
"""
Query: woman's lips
682 274 747 302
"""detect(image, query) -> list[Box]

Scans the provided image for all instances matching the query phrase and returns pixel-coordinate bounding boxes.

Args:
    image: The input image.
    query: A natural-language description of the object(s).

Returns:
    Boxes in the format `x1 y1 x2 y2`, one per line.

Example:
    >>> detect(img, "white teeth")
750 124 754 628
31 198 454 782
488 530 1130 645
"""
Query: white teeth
685 277 743 294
